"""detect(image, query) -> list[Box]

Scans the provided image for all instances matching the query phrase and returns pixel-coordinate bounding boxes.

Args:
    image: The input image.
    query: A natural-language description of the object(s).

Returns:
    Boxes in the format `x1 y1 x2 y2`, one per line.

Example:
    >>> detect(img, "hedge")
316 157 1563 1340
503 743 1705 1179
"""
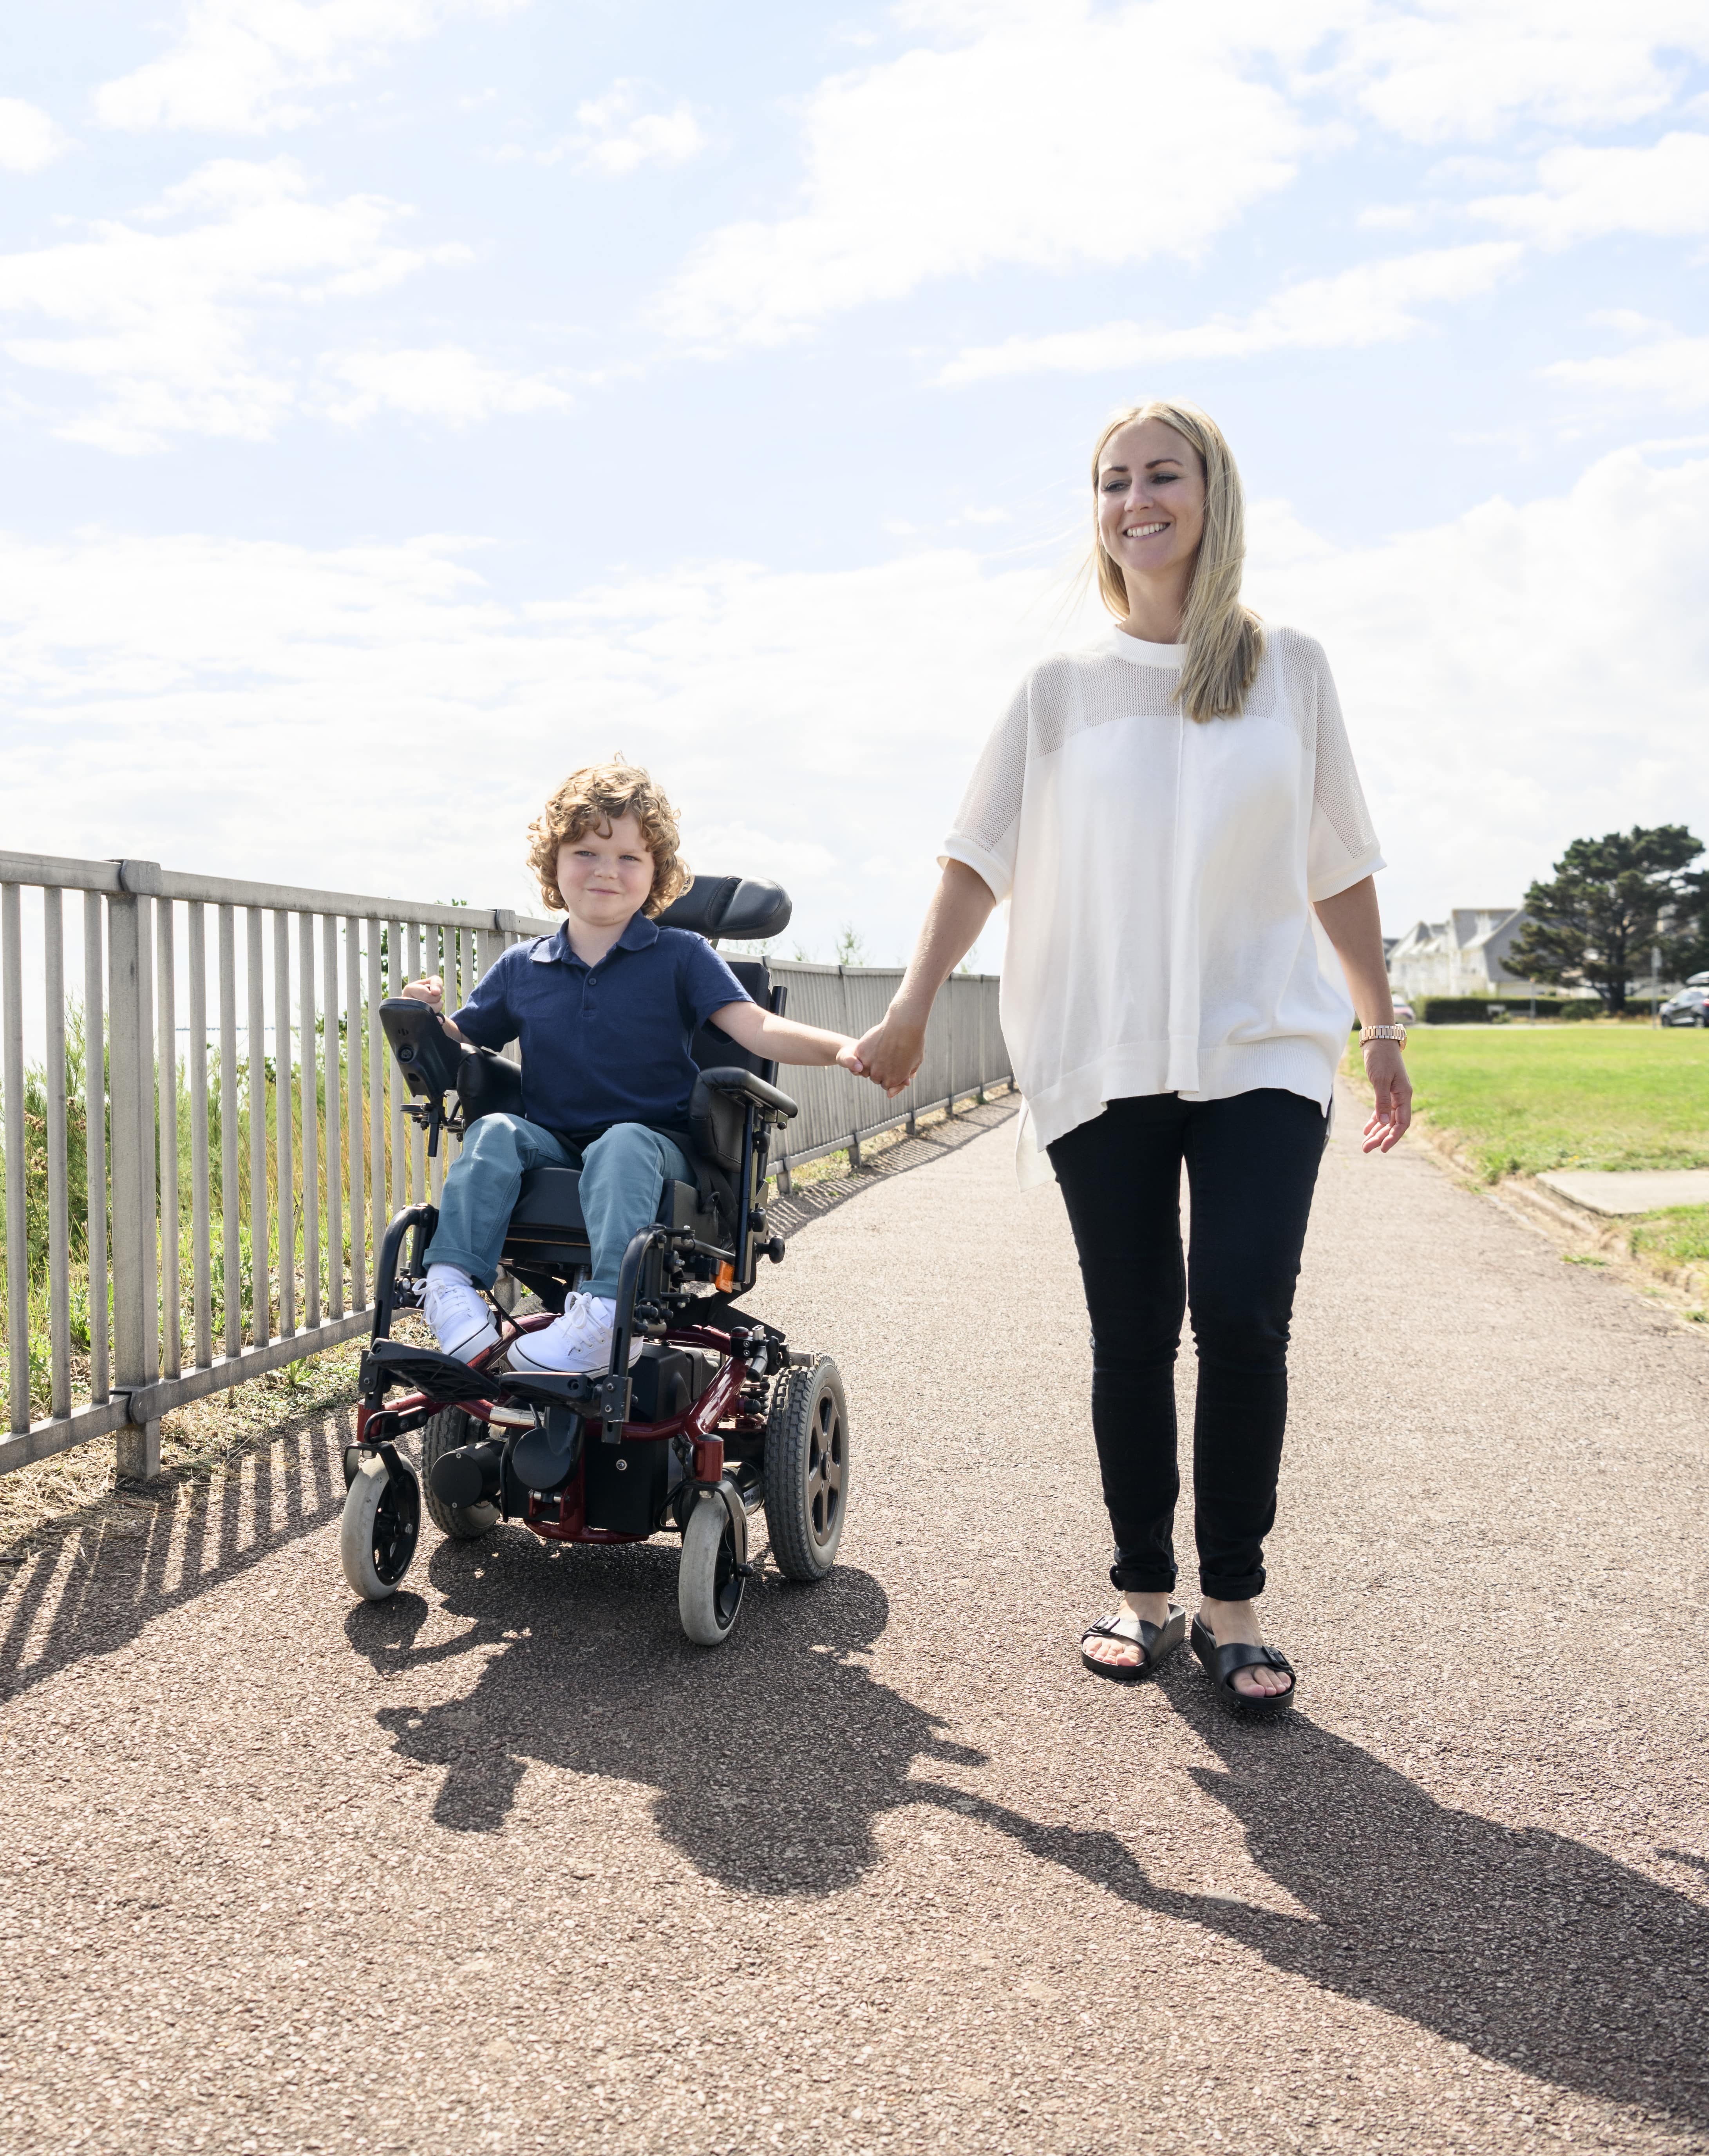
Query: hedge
1408 996 1597 1023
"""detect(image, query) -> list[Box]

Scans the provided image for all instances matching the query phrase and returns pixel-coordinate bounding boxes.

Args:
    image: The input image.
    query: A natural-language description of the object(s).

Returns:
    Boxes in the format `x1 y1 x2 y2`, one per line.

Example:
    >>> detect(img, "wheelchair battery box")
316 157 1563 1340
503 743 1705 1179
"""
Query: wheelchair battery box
583 1433 682 1535
628 1345 715 1424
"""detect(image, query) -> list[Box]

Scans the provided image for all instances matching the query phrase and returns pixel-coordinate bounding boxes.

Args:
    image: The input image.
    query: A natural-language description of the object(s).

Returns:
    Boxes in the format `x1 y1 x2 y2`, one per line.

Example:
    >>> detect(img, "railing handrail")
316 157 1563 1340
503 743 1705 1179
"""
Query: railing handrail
0 850 559 936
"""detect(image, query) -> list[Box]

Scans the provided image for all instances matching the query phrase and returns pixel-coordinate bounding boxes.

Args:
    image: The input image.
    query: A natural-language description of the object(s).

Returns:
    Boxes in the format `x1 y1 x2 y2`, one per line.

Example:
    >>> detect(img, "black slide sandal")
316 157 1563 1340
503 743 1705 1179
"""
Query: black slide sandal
1191 1614 1296 1715
1080 1604 1186 1683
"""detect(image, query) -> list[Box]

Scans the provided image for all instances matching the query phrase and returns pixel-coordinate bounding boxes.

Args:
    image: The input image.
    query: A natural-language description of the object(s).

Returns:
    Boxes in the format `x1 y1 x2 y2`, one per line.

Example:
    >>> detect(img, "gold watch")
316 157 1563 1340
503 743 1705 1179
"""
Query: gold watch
1360 1023 1407 1048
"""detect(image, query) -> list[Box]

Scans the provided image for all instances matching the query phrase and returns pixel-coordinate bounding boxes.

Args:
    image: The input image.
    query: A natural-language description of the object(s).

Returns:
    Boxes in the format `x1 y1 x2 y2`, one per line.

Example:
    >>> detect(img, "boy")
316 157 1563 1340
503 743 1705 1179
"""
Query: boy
404 758 864 1375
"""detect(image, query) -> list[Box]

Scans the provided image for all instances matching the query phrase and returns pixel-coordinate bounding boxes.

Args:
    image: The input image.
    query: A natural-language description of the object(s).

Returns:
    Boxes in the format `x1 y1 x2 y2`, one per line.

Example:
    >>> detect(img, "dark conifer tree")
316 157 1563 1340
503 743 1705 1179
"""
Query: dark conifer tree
1508 826 1704 1014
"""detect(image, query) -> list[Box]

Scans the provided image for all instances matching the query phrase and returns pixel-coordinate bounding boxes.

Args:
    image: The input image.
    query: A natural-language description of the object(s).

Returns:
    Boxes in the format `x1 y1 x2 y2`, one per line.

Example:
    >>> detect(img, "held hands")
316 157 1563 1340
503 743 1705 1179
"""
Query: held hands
852 1009 928 1098
1361 1039 1412 1154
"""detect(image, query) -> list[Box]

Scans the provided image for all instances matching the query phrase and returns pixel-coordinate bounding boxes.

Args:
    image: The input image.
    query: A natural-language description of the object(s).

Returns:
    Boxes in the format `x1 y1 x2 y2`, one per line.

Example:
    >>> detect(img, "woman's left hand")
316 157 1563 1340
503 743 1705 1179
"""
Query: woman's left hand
1361 1040 1412 1153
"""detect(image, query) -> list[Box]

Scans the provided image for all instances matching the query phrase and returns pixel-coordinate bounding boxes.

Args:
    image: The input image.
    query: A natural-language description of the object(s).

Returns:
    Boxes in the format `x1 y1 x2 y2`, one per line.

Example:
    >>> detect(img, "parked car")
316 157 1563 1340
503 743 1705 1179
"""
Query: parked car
1392 1001 1416 1025
1660 987 1709 1027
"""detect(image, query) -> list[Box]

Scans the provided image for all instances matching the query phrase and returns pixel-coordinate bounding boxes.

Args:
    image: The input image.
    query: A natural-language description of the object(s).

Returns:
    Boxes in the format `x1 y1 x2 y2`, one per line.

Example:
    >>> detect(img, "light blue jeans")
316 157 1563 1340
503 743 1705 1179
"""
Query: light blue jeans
423 1114 694 1300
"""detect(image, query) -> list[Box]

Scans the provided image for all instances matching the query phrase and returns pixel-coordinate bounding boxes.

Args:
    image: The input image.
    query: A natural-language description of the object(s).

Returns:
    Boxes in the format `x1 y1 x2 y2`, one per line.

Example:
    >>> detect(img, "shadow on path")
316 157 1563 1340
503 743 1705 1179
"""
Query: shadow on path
0 1405 350 1704
922 1668 1709 2133
353 1534 984 1895
351 1532 1708 2132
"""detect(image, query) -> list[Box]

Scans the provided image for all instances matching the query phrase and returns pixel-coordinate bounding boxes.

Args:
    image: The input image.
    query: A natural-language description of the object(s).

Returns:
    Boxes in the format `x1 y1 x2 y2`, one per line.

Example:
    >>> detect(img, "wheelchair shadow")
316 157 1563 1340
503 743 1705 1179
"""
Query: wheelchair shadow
353 1534 985 1897
0 1404 350 1706
915 1665 1709 2134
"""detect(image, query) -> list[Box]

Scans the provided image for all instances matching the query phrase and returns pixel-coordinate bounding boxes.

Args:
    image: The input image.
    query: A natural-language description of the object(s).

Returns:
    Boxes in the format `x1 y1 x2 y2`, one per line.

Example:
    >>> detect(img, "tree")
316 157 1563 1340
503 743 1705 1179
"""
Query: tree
1507 826 1704 1014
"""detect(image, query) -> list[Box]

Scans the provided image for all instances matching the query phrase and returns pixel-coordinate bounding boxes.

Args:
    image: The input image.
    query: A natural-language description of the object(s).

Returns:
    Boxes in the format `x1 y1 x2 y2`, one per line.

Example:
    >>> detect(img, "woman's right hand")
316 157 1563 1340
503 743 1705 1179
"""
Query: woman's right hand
854 1007 928 1097
401 975 444 1010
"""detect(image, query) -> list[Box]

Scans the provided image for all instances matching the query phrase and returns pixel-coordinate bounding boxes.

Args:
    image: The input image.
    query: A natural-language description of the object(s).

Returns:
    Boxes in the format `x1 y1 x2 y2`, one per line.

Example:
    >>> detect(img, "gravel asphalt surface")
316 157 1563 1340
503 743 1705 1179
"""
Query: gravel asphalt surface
4 1092 1709 2155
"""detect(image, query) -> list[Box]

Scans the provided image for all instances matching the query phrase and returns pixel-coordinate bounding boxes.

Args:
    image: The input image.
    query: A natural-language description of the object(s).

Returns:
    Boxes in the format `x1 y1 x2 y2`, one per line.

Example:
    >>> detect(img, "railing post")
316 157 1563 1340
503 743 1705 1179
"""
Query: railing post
322 912 342 1320
44 890 71 1422
246 907 269 1348
156 897 179 1381
218 904 241 1361
2 884 28 1437
108 865 162 1479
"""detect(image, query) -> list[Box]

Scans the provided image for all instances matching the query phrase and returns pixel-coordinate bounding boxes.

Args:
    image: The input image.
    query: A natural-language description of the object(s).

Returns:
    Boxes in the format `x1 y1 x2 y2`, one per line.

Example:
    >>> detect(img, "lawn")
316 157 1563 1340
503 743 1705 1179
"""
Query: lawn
1380 1025 1709 1181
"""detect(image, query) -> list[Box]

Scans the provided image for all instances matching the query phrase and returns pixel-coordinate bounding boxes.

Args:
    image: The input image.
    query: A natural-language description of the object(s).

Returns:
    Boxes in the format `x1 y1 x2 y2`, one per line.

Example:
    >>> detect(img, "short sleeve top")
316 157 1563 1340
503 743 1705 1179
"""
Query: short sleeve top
940 624 1383 1175
452 912 751 1139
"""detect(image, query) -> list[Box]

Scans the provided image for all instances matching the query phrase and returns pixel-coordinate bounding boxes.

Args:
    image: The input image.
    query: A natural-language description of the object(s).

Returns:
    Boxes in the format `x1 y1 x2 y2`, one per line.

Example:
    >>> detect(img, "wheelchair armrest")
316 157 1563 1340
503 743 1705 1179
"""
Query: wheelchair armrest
695 1065 799 1123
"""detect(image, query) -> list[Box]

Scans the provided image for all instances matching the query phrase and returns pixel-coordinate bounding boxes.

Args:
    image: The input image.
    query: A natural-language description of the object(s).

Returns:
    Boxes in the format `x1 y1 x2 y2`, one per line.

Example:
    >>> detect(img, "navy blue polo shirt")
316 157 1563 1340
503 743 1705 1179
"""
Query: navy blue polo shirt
450 913 751 1139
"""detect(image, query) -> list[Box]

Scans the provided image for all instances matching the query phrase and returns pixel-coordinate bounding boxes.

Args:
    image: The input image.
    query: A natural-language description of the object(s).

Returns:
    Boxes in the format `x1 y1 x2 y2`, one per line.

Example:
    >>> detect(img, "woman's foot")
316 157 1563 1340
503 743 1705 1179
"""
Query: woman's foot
1081 1590 1176 1671
1196 1597 1293 1700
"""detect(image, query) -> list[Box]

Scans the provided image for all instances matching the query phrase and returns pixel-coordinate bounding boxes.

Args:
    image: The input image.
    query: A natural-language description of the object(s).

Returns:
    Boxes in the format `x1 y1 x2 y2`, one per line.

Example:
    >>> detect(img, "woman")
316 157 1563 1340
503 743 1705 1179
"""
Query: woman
855 400 1410 1713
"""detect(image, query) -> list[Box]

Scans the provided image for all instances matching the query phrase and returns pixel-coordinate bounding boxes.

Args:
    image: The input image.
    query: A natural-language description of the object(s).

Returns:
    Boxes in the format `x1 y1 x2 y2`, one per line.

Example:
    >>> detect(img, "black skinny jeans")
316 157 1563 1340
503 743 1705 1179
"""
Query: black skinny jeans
1048 1088 1326 1602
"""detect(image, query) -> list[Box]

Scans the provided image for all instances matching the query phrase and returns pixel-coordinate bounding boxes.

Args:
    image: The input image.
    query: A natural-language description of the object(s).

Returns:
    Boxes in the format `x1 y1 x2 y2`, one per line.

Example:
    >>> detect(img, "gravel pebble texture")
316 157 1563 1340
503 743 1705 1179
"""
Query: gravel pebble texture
3 1091 1707 2155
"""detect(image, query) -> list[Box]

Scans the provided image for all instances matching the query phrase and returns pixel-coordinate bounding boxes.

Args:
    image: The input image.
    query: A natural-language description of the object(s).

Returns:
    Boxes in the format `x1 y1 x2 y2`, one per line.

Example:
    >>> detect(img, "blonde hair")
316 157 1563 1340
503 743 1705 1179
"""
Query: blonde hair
525 757 690 916
1090 398 1263 723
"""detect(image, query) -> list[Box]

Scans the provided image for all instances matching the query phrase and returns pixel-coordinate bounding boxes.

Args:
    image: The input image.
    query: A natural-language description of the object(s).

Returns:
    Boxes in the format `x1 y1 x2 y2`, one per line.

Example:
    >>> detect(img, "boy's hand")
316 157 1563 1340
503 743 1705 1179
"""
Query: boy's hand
835 1040 866 1078
401 975 443 1010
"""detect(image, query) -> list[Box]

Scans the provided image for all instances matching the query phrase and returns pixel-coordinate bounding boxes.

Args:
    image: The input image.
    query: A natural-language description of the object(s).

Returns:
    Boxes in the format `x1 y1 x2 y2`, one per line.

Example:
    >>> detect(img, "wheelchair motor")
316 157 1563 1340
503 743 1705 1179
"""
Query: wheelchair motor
337 874 850 1646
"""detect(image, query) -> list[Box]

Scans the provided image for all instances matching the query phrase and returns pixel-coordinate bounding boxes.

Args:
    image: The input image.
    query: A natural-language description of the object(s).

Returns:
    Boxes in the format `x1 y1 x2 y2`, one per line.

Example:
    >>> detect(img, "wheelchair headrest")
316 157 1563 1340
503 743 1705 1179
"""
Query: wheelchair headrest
655 874 792 944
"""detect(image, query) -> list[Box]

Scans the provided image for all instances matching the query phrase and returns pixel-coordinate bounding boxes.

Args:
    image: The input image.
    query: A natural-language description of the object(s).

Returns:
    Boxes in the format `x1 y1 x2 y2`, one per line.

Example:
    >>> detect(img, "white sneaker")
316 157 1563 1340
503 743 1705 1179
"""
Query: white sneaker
508 1293 644 1376
423 1266 500 1364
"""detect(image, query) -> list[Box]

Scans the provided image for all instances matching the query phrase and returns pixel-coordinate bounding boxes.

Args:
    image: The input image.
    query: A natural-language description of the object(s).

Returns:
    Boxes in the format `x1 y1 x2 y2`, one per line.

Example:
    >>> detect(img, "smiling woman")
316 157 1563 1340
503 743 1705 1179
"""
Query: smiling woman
855 398 1412 1711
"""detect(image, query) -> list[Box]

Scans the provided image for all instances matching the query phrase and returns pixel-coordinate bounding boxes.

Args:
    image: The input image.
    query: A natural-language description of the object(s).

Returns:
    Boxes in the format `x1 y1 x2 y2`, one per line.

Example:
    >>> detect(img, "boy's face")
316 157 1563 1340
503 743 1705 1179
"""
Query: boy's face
556 811 655 928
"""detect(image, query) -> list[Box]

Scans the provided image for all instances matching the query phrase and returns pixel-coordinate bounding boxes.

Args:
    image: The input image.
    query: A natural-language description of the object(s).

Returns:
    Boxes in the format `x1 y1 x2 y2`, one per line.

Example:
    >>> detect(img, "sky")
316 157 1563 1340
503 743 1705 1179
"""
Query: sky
1 0 1706 968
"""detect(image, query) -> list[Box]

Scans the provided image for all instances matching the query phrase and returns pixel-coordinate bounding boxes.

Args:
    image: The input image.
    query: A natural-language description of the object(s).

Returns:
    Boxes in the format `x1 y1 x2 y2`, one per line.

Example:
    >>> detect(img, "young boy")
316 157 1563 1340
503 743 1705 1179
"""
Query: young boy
405 759 864 1374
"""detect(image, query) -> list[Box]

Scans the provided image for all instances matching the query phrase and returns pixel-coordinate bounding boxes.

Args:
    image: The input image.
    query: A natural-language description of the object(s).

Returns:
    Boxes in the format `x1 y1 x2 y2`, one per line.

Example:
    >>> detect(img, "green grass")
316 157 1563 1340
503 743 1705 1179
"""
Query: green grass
1394 1026 1709 1181
1628 1205 1709 1270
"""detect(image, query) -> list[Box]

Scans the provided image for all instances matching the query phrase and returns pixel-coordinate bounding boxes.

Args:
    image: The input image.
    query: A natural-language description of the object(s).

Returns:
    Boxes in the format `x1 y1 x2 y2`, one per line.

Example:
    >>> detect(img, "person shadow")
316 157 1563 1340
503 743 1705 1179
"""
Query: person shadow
348 1535 1708 2132
914 1665 1709 2135
350 1530 985 1896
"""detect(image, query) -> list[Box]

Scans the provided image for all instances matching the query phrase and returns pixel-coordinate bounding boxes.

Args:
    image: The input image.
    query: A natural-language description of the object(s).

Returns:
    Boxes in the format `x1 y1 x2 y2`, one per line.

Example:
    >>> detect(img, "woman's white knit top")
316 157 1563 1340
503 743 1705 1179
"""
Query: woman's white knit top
942 624 1383 1184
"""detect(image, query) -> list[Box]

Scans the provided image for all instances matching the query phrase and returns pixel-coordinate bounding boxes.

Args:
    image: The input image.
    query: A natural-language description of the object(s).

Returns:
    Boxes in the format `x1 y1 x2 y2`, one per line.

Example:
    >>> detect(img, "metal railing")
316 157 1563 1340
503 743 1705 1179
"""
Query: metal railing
0 850 1008 1479
760 962 1008 1185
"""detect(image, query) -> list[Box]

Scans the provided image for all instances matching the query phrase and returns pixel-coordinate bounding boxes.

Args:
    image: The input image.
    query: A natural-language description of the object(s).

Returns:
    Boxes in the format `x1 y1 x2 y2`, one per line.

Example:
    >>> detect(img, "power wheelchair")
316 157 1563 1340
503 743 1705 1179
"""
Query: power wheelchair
338 874 849 1646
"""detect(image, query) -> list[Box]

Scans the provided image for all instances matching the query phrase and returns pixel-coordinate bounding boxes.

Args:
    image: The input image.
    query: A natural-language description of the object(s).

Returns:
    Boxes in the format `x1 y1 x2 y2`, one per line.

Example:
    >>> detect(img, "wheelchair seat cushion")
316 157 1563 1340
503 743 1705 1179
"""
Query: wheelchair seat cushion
508 1166 587 1241
500 1166 729 1259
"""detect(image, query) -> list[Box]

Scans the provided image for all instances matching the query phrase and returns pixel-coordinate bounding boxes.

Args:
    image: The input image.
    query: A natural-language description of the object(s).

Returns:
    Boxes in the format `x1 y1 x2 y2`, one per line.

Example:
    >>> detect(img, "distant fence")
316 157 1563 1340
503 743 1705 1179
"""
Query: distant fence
0 851 1008 1479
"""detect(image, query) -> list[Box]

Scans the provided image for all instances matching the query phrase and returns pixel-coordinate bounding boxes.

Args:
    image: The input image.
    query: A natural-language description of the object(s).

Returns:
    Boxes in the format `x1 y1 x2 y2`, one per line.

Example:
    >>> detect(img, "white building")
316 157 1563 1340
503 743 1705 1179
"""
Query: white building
1386 907 1535 1002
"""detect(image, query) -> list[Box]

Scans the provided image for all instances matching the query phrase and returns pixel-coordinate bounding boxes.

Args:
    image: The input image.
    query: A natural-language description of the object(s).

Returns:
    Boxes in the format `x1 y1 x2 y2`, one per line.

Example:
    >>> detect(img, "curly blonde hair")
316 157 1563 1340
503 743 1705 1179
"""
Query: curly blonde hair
525 758 691 917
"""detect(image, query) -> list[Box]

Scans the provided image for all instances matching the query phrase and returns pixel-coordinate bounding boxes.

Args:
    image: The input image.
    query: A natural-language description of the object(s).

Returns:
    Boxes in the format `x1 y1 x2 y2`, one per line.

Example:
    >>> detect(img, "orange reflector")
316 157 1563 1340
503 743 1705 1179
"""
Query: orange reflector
714 1261 736 1292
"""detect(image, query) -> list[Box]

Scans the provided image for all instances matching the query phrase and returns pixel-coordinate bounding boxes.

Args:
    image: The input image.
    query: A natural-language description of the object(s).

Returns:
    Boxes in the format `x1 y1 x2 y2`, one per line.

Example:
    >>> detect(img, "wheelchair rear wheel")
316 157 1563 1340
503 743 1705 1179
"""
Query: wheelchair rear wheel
763 1355 849 1581
340 1456 421 1600
678 1494 746 1646
420 1407 500 1540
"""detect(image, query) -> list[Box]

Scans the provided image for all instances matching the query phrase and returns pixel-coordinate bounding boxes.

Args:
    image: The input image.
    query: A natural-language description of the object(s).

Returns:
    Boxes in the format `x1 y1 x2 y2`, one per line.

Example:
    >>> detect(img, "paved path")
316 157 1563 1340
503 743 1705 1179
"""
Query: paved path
4 1096 1709 2155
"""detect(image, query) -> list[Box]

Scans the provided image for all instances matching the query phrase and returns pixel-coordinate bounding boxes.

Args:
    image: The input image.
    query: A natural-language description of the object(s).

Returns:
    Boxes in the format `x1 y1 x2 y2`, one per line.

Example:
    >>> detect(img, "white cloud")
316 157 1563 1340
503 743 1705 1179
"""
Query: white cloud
2 447 1705 955
1244 449 1709 919
0 530 1058 959
1544 333 1709 412
0 159 468 450
655 1 1332 349
0 99 70 174
1471 132 1709 247
940 242 1521 383
560 82 706 177
1327 1 1709 145
319 346 573 424
94 0 524 134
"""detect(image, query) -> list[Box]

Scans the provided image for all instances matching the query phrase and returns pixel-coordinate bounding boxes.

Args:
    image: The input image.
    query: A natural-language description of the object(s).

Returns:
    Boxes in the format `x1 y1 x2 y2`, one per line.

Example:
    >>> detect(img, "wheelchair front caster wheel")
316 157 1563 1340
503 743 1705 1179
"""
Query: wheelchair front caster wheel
340 1456 422 1600
678 1496 746 1646
763 1354 848 1581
